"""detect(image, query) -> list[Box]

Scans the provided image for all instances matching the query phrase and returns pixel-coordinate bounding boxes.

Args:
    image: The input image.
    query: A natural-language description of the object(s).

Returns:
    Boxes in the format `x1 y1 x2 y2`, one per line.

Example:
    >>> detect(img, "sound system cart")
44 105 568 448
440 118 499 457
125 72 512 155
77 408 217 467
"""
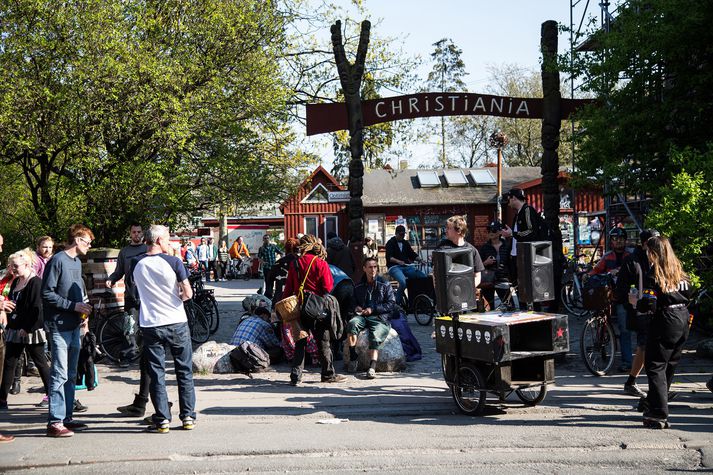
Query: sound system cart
435 311 569 415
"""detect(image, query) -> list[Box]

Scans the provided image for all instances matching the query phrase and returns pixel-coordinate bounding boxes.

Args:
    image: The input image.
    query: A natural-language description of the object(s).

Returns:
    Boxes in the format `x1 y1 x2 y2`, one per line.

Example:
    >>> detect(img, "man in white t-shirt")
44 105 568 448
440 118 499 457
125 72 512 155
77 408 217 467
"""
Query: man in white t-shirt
131 225 195 433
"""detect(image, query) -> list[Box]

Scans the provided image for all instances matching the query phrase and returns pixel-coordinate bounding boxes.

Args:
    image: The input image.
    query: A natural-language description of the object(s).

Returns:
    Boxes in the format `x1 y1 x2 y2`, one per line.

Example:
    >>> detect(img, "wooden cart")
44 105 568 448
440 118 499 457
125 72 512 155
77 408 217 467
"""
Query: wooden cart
435 311 569 415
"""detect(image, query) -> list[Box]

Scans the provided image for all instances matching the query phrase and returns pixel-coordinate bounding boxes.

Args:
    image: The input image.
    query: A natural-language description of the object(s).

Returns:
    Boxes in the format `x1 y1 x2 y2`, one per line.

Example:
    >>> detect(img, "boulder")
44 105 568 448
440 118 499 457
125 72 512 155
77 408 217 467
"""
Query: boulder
343 328 406 373
696 338 713 359
192 341 236 374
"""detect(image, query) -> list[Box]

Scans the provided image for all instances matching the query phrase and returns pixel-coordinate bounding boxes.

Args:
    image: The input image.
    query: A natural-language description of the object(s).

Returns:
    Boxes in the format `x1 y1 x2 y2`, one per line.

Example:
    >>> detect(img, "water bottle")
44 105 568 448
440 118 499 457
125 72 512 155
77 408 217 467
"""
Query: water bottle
124 312 135 336
629 285 639 299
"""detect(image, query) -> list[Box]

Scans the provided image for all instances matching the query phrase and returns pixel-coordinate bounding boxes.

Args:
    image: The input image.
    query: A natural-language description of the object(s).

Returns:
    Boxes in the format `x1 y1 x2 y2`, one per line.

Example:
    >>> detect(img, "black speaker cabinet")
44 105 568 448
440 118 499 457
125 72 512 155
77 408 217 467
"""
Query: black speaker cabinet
432 248 477 315
516 241 555 304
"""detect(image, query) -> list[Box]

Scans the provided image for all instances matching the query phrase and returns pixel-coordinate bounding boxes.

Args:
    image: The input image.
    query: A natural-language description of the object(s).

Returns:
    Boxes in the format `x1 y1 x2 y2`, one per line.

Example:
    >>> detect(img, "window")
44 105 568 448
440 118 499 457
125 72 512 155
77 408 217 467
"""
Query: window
417 171 440 188
301 184 329 203
304 216 318 236
324 216 338 238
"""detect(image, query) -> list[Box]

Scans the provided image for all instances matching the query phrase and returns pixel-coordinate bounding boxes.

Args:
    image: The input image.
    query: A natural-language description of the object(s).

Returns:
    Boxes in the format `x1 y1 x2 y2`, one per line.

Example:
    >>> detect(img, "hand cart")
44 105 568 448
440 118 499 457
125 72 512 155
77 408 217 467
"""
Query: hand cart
436 311 569 415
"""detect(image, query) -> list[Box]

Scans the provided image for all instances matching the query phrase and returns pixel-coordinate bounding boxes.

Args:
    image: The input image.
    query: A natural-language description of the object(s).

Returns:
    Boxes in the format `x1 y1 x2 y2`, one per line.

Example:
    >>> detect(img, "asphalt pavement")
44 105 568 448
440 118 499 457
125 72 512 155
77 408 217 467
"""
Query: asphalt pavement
1 278 712 473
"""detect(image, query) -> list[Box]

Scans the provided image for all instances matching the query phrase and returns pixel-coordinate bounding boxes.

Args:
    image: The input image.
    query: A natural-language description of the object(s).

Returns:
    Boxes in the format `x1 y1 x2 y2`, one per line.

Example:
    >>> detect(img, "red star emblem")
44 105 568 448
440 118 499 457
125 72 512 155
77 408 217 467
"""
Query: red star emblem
556 327 565 338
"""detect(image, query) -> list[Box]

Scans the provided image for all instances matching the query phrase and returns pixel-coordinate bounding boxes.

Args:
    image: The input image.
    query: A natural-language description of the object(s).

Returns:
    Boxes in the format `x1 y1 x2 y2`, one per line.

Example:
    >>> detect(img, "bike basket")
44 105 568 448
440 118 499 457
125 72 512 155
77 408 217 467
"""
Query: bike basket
582 274 612 310
275 295 301 323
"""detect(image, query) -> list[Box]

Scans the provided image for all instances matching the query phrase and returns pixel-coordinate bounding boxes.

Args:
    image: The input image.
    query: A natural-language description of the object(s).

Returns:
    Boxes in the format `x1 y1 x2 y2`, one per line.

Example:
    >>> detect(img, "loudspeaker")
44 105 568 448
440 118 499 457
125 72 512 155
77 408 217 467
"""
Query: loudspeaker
516 241 555 304
432 248 478 315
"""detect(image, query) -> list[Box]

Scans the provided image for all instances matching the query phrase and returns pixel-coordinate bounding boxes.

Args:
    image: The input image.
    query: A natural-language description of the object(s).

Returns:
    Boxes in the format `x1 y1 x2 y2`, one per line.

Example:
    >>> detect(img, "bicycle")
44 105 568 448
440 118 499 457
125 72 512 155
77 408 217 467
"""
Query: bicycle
194 288 220 334
184 299 210 344
579 274 616 376
561 255 593 317
95 291 141 365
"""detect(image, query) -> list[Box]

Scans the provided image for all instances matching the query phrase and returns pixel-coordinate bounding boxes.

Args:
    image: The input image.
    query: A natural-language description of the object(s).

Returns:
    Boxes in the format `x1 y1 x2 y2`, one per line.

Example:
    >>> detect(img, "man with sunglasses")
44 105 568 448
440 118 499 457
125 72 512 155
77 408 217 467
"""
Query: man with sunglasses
42 224 95 437
385 225 425 307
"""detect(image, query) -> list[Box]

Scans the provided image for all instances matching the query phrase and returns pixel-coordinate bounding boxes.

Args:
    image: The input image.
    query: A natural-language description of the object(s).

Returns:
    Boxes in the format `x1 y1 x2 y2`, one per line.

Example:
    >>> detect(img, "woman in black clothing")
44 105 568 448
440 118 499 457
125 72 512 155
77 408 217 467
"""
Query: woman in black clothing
629 236 691 429
0 249 50 409
479 220 511 309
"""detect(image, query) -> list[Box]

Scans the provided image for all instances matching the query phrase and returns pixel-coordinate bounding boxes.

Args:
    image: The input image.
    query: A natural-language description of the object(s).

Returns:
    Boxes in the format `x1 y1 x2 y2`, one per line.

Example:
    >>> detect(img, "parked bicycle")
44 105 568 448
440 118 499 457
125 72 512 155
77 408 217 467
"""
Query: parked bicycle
579 273 616 376
225 257 254 280
194 288 220 335
94 290 140 365
561 255 593 317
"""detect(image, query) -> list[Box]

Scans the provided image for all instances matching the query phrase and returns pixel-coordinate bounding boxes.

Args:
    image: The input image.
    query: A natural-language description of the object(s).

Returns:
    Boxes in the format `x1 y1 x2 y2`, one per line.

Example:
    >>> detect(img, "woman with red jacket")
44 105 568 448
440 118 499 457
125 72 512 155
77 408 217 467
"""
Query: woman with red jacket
284 234 345 386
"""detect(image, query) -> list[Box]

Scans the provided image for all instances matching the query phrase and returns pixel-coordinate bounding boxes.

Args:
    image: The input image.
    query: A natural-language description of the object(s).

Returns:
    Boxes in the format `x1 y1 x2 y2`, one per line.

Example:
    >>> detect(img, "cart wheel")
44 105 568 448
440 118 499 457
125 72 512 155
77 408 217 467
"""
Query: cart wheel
580 313 616 376
515 385 548 406
451 362 486 416
441 354 456 388
413 294 435 326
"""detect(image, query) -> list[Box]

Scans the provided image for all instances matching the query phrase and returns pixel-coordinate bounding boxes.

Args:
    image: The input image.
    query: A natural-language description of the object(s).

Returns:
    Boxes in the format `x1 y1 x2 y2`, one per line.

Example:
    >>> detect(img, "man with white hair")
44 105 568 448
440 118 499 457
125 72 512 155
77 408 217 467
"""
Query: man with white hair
131 225 195 433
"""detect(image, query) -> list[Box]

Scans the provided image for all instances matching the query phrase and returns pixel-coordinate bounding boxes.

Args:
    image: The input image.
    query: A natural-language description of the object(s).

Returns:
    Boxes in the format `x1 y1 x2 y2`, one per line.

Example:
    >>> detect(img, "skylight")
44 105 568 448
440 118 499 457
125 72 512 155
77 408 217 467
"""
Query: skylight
470 169 496 185
443 170 469 186
417 171 441 188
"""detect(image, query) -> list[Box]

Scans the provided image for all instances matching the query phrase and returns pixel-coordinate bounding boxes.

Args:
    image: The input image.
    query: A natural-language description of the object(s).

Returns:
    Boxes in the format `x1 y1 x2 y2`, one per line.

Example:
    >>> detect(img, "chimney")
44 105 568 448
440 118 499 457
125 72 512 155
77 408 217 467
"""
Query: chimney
399 159 409 170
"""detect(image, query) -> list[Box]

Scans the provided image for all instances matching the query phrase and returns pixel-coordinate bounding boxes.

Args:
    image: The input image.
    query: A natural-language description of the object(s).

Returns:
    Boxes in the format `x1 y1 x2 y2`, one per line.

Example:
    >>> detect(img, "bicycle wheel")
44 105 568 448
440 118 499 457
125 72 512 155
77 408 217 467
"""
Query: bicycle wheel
413 294 436 326
202 295 220 334
185 301 210 344
441 354 456 388
99 312 140 363
580 314 616 376
515 385 548 406
561 282 590 317
451 362 487 416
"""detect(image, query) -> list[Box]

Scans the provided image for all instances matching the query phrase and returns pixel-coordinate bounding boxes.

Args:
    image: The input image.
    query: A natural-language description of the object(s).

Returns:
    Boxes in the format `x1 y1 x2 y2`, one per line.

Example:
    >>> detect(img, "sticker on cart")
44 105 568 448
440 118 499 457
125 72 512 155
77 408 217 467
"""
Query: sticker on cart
448 327 454 339
466 329 472 341
475 330 481 343
457 327 463 340
484 331 491 344
439 325 446 338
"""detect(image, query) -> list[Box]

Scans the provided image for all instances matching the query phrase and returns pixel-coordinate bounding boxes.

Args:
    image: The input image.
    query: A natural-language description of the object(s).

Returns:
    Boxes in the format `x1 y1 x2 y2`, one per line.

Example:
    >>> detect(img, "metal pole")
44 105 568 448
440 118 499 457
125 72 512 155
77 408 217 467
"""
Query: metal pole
497 147 503 221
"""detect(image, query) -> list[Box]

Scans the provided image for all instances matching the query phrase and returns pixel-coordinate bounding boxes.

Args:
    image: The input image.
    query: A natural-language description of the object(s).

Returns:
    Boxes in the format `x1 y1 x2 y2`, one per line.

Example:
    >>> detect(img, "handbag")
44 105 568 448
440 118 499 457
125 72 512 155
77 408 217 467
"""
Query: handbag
297 256 328 324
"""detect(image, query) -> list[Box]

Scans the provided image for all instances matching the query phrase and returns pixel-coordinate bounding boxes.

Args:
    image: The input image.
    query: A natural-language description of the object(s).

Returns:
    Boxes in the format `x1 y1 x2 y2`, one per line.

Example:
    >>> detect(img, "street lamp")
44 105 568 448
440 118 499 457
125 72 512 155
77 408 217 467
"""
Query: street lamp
489 130 509 220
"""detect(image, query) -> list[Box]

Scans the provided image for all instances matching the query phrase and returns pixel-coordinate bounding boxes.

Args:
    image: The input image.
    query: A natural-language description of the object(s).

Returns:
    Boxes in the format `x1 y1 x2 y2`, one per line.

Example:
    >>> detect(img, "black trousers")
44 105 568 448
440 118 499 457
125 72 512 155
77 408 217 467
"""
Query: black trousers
1 342 50 401
644 310 689 420
290 319 333 380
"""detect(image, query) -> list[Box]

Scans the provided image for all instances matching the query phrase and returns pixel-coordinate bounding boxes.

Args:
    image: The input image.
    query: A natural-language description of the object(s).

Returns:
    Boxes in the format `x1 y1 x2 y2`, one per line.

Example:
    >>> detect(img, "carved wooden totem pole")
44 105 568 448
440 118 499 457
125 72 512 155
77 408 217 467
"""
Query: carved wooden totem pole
540 20 564 306
331 20 370 244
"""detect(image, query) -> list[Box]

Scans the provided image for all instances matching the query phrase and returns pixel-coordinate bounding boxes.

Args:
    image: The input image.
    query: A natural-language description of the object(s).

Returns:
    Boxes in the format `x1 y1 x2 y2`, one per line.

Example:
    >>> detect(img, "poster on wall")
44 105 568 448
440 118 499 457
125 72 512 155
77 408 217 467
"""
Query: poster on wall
226 225 270 254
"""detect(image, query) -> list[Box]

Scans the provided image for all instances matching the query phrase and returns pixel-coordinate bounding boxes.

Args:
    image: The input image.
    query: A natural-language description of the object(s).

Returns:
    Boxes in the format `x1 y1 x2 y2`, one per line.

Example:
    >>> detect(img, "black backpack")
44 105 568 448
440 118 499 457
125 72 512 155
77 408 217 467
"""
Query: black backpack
229 341 270 376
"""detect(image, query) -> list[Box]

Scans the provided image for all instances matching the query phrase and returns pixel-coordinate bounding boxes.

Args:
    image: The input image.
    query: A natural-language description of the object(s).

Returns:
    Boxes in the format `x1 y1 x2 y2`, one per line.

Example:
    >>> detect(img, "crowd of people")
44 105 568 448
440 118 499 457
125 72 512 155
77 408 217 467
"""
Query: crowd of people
0 197 711 441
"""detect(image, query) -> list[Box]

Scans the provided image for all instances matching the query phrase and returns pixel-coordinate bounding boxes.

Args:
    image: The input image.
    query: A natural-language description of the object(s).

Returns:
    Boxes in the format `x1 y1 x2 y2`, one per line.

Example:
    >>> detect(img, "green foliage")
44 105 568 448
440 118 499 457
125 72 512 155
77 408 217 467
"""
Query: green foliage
564 0 713 194
645 146 713 289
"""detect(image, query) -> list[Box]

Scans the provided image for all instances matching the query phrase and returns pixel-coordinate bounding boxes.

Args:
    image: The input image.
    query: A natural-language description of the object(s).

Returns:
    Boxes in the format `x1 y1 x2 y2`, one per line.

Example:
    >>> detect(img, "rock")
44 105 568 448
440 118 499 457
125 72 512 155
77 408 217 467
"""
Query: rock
696 338 713 359
192 341 236 374
343 328 406 373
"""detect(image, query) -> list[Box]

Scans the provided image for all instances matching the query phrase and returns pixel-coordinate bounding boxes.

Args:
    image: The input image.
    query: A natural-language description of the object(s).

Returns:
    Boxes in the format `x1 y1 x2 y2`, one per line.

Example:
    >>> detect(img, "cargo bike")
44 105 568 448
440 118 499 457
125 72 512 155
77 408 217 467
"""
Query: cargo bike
436 311 569 415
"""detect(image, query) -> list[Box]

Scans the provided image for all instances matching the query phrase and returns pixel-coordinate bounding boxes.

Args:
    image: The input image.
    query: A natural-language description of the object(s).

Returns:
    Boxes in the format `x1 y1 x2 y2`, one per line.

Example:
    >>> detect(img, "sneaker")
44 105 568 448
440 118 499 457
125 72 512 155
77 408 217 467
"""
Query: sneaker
643 416 670 429
117 404 146 417
73 399 88 413
63 420 88 432
46 422 74 438
347 360 358 373
289 376 302 386
366 367 376 379
182 417 195 430
637 397 648 413
321 374 347 383
9 380 20 395
146 419 170 434
707 379 713 394
624 382 647 398
37 395 49 408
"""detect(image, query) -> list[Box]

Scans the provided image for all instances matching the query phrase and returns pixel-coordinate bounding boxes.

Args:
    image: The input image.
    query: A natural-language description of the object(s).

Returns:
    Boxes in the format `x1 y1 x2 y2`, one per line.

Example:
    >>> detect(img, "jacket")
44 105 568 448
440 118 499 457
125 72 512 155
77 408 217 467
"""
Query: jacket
614 247 647 305
326 236 355 276
511 204 544 242
385 236 418 268
229 241 250 259
283 253 334 301
353 276 396 323
591 250 630 276
6 276 43 333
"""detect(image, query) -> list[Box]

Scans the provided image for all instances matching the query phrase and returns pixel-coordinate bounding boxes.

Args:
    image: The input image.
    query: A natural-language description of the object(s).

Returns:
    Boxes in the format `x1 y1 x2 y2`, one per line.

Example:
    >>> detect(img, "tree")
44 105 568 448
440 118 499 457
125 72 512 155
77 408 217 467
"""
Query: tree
426 38 468 167
0 0 310 246
565 0 713 194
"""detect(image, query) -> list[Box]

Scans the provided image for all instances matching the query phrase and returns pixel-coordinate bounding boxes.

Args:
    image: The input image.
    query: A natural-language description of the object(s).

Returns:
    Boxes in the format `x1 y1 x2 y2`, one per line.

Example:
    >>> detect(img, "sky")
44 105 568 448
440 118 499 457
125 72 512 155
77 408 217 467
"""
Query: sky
302 0 612 168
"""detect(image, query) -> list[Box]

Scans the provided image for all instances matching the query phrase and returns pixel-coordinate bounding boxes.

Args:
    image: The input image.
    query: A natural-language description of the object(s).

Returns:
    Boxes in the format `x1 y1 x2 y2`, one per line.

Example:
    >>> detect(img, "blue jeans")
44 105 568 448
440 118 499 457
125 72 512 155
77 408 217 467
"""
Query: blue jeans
48 327 81 425
142 322 196 423
616 304 633 368
388 265 427 306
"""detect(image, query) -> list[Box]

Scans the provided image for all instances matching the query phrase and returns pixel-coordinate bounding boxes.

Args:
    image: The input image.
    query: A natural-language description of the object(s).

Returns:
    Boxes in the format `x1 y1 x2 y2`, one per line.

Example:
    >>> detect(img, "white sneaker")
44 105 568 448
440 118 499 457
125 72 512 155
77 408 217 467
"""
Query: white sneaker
366 367 376 379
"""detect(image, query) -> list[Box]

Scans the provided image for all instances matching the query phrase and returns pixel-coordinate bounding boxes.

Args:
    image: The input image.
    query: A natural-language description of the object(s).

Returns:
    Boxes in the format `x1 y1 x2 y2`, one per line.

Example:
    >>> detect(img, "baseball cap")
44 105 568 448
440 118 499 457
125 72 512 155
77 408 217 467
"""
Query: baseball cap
395 225 406 234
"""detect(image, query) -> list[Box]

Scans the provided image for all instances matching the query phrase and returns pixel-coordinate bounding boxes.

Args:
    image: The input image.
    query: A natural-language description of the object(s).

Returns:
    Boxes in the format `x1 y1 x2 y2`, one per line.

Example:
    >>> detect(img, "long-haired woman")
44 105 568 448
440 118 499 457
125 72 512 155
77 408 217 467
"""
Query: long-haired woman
630 236 691 429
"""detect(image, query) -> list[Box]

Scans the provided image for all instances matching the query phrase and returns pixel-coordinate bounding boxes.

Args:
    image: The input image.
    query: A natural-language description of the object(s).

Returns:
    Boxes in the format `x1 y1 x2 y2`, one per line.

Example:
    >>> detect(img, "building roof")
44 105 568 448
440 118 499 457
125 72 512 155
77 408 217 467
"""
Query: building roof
362 167 542 207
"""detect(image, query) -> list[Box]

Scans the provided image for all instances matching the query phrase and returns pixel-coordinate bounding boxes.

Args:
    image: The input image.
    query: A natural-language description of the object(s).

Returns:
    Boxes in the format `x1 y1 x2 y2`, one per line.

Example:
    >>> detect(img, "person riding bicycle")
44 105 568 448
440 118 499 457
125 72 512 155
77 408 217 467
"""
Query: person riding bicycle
385 225 426 307
229 236 250 260
590 227 633 375
615 229 660 399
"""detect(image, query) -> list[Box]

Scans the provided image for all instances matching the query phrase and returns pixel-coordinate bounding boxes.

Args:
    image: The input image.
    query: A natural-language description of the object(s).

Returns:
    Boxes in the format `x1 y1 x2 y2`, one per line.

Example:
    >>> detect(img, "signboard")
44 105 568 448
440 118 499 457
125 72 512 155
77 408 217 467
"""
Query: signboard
328 190 350 203
306 92 595 136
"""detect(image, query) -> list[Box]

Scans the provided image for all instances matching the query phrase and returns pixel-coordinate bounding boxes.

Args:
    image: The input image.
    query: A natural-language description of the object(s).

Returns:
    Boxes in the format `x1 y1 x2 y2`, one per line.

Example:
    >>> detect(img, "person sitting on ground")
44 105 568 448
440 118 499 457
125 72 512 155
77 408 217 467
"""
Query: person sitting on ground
326 231 354 276
346 257 396 379
385 225 425 306
231 307 282 363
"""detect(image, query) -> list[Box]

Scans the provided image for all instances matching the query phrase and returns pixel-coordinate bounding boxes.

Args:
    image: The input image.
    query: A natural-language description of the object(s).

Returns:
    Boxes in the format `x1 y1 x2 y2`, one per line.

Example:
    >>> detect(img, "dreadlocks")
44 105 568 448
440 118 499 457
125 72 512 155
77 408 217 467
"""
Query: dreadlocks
298 234 326 260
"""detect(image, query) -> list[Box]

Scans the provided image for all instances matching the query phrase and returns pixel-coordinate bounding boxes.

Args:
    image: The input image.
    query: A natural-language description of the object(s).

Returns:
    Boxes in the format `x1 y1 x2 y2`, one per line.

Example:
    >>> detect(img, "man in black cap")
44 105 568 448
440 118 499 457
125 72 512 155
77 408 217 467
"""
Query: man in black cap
385 225 425 306
500 188 547 284
479 220 511 309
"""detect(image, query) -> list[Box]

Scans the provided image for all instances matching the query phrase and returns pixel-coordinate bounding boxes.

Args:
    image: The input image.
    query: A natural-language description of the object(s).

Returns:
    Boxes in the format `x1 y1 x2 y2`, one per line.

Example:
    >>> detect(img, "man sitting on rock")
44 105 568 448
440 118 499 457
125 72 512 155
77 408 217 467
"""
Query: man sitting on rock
230 306 282 362
346 257 395 379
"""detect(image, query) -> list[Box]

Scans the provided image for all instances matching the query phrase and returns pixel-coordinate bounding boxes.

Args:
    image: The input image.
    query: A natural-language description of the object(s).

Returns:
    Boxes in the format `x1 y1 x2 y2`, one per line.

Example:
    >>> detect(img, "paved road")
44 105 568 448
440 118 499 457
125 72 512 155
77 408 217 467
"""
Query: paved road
1 278 712 473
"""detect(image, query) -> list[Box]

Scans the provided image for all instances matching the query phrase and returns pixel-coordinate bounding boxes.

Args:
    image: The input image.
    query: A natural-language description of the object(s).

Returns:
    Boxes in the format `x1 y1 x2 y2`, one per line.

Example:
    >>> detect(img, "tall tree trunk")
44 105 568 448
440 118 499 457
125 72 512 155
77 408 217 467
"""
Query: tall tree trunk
540 20 564 309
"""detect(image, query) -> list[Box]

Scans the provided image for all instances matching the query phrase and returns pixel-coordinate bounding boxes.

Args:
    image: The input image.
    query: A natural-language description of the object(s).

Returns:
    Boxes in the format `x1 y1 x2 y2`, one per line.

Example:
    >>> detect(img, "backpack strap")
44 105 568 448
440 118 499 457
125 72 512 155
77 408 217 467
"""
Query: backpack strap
297 255 318 303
